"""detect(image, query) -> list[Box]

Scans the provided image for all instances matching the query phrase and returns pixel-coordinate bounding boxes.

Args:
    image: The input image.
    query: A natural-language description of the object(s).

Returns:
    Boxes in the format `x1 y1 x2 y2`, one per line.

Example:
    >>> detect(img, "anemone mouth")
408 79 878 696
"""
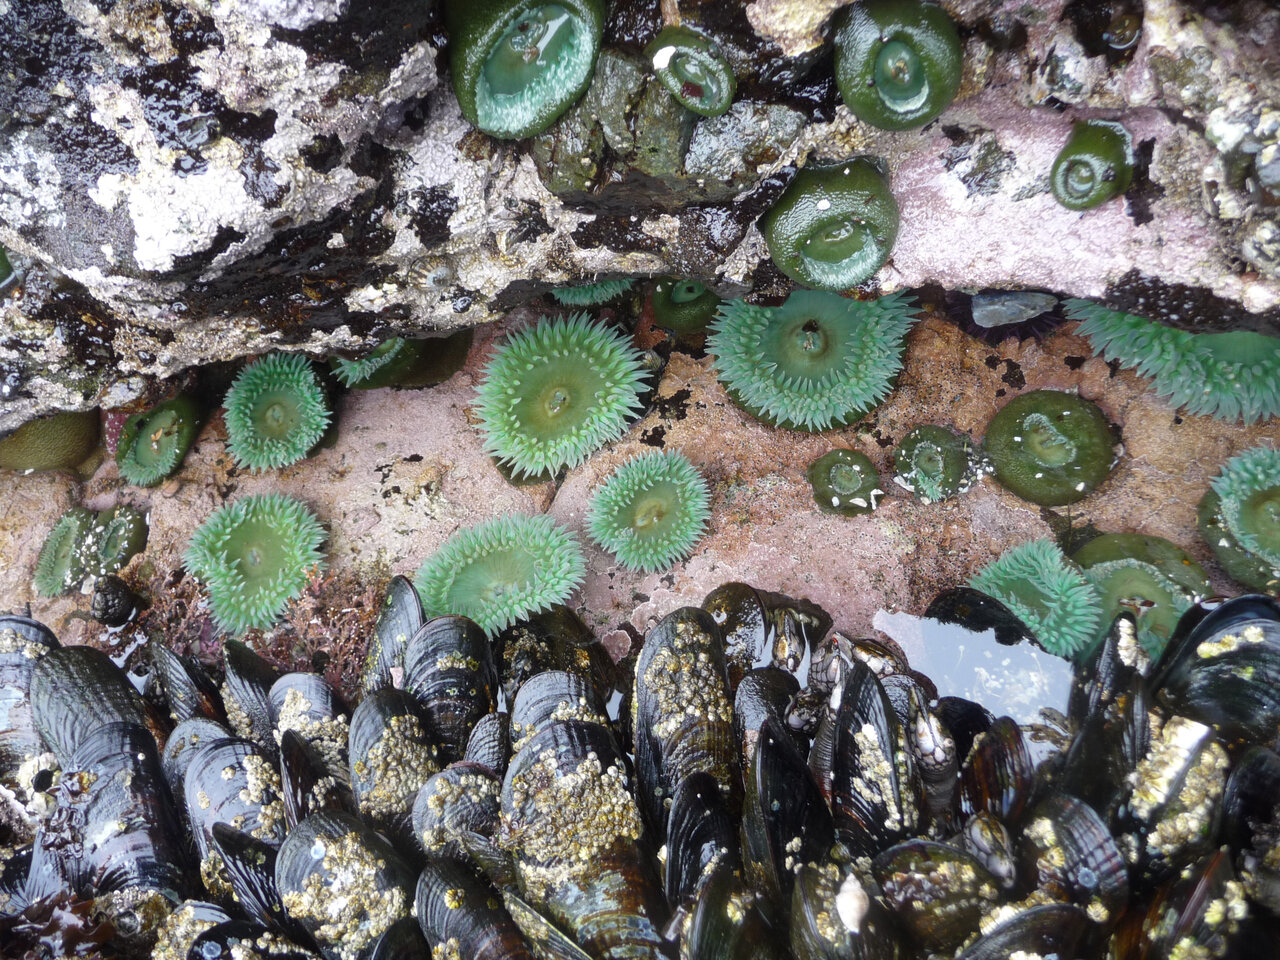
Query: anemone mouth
1079 559 1187 656
224 353 331 472
586 451 711 572
475 313 648 478
807 449 883 515
645 25 736 117
34 507 94 597
708 291 917 432
1212 446 1280 565
873 37 930 112
1050 121 1132 211
414 514 585 635
551 278 635 306
83 506 148 578
117 395 200 487
652 278 721 336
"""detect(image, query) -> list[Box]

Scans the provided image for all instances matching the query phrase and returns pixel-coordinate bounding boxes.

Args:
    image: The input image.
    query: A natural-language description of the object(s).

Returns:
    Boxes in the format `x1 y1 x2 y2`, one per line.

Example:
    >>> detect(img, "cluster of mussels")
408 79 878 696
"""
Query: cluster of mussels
2 572 1280 960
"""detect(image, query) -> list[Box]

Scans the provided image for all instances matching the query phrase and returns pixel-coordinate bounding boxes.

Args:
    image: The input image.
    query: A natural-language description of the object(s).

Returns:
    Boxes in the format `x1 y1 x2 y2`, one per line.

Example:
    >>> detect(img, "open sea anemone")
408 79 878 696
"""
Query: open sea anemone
184 492 327 636
33 507 94 597
586 450 711 572
708 290 917 432
551 278 635 306
892 424 987 504
1050 121 1134 211
0 409 100 473
806 449 884 516
413 513 585 635
474 313 648 479
81 505 148 579
1198 445 1280 593
116 394 201 487
644 25 736 118
968 538 1104 658
224 353 331 472
1064 300 1280 423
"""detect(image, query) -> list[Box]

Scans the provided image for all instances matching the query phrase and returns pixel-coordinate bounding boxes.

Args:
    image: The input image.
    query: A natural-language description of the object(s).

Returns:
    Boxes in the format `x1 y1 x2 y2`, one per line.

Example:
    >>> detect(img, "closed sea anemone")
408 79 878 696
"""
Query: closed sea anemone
651 279 721 337
586 450 711 572
413 513 586 635
1064 300 1280 423
644 25 736 118
0 409 100 473
184 492 327 636
332 331 474 390
893 424 987 504
708 290 917 431
968 538 1104 658
224 352 331 472
806 449 883 516
116 394 201 487
551 278 635 306
1050 120 1134 211
81 505 148 579
33 507 94 597
1198 445 1280 593
474 313 648 479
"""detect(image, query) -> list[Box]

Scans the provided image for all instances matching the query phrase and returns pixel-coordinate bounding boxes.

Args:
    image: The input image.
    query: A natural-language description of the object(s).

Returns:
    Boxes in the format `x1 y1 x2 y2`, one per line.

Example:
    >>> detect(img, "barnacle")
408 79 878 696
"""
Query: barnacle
551 278 635 306
1064 300 1280 423
1071 532 1211 656
982 390 1116 506
707 290 917 431
968 539 1104 658
892 424 987 504
760 159 899 291
223 353 331 472
807 449 884 516
446 0 607 140
474 313 648 479
1198 445 1280 593
116 395 201 487
644 25 736 117
833 0 962 131
33 507 94 597
413 513 585 635
1050 121 1134 211
586 450 711 572
81 506 148 579
651 279 721 336
0 410 100 473
184 493 327 635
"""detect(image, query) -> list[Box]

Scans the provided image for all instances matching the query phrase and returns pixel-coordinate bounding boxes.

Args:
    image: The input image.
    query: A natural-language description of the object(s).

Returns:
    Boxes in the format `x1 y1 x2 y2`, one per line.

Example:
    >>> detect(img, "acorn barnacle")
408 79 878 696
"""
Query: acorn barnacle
982 389 1116 506
446 0 607 140
806 449 883 516
968 539 1104 658
81 505 148 579
644 25 736 118
1198 445 1280 594
586 450 711 572
707 290 917 432
832 0 963 131
1064 300 1280 423
474 313 648 479
0 409 100 473
1050 120 1134 211
116 394 201 487
183 492 327 636
651 278 721 337
223 353 331 472
760 159 899 291
893 424 987 504
551 278 636 306
33 507 94 597
413 513 586 635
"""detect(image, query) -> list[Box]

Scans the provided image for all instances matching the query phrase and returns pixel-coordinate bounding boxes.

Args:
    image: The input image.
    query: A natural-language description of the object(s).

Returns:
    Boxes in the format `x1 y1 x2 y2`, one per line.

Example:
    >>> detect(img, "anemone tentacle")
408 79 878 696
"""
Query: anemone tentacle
551 279 635 306
34 507 94 597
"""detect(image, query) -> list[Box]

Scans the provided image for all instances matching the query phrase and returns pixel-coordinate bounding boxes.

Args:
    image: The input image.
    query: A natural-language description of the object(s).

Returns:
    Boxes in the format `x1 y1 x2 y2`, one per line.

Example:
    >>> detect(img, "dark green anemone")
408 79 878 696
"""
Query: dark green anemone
332 331 474 390
184 493 327 635
807 449 883 516
833 0 963 131
1198 445 1280 593
551 278 635 306
0 245 14 289
586 450 711 572
968 539 1104 658
116 395 201 487
446 0 606 140
644 25 736 118
1065 300 1280 423
651 279 721 336
224 353 331 472
34 507 94 597
982 390 1116 506
82 506 148 579
474 313 648 479
1072 532 1211 657
707 290 917 432
760 159 899 291
1050 120 1133 211
0 410 100 473
892 424 987 504
413 513 585 635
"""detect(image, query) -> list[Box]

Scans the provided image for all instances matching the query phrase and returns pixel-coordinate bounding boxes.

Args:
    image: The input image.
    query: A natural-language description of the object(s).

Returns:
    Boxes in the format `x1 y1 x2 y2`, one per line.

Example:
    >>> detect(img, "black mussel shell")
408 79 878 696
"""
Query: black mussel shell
152 642 224 725
463 711 511 776
703 582 770 689
0 614 59 782
1019 794 1130 923
954 902 1090 960
30 645 153 765
223 640 283 756
682 865 785 960
959 716 1034 825
501 889 595 960
665 771 740 910
511 669 607 751
925 587 1036 647
150 900 234 959
189 918 315 960
210 824 316 950
873 839 1000 952
1068 611 1143 727
412 761 502 863
162 716 232 809
733 667 802 764
935 696 993 767
348 688 440 844
269 671 350 794
415 858 534 959
359 576 423 698
791 863 898 960
403 616 497 764
90 574 141 627
1222 745 1280 854
960 811 1017 892
495 604 616 708
278 728 358 830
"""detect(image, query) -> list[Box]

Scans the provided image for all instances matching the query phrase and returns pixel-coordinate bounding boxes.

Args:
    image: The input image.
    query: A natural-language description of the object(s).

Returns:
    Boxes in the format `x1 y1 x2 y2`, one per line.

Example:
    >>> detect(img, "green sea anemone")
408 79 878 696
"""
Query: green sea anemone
806 449 884 516
968 539 1104 658
116 395 201 487
184 493 327 635
82 506 148 579
446 0 607 140
707 290 917 432
33 507 94 597
760 159 899 291
1071 532 1211 657
332 331 474 390
833 0 962 131
413 513 585 635
1198 445 1280 593
223 352 331 472
982 390 1116 506
892 424 987 504
0 245 14 289
474 313 648 479
1064 300 1280 423
585 450 711 572
0 410 100 473
651 279 721 336
1050 121 1134 211
551 278 635 306
644 25 736 118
